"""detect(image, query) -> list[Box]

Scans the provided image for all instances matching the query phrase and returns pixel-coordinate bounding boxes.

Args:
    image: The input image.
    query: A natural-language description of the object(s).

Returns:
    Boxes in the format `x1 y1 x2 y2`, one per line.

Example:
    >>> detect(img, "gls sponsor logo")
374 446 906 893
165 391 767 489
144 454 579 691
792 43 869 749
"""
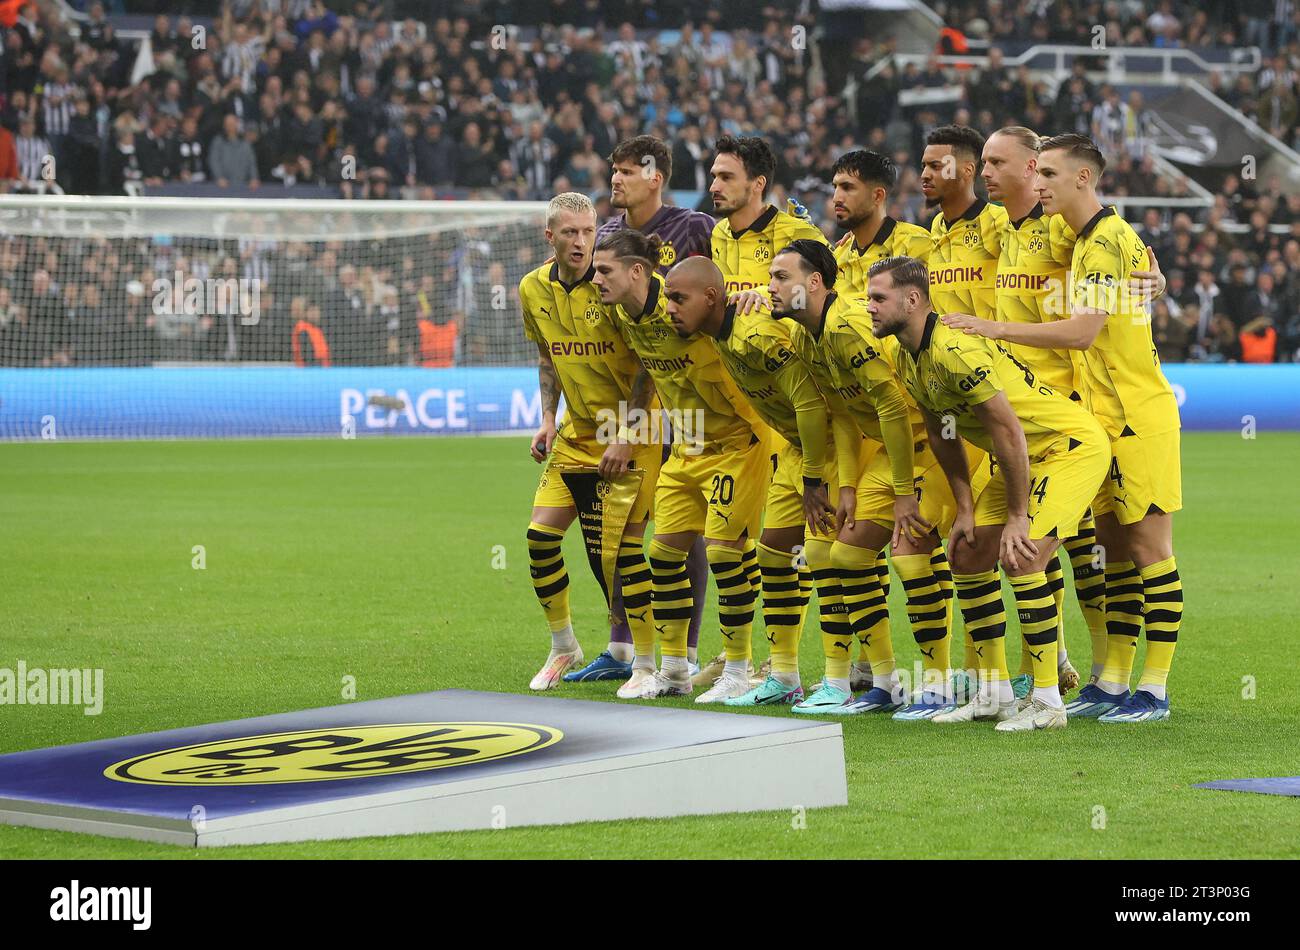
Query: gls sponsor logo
958 367 990 392
104 723 562 785
50 881 151 931
848 346 879 369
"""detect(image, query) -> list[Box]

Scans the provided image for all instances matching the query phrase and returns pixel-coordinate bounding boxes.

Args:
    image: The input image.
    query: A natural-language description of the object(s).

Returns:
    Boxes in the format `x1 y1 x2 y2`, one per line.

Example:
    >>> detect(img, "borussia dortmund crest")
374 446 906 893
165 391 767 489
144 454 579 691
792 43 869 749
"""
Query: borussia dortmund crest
754 244 772 263
584 305 604 327
658 242 677 267
1028 234 1045 255
962 228 981 249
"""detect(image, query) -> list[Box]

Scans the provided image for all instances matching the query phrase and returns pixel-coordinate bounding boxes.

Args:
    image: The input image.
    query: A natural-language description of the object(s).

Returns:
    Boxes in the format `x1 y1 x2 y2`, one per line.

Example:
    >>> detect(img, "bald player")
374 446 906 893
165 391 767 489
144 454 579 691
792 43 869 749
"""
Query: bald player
665 253 851 707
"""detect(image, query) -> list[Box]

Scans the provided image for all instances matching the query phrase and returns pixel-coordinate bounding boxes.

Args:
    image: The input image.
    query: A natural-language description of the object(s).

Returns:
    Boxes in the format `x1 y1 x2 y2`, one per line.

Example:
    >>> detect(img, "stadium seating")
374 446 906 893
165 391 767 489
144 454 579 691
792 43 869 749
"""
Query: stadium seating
0 0 1296 365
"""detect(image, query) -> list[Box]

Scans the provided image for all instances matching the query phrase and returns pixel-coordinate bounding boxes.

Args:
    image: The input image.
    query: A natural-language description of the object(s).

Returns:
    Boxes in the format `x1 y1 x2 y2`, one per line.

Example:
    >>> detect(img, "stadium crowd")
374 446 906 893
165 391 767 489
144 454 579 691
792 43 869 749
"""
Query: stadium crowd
0 0 1297 366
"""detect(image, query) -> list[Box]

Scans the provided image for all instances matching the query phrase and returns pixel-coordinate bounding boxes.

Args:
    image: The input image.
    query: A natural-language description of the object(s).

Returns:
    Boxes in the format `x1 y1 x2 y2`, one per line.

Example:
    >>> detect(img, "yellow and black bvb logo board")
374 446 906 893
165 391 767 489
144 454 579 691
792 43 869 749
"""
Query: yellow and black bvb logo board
104 723 562 785
658 242 677 268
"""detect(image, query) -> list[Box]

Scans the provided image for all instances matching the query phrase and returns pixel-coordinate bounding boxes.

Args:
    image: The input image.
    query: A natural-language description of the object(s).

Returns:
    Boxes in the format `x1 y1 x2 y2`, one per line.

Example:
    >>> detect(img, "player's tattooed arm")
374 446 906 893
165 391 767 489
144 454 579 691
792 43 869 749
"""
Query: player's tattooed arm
537 342 562 417
598 362 656 477
628 363 656 414
531 341 561 462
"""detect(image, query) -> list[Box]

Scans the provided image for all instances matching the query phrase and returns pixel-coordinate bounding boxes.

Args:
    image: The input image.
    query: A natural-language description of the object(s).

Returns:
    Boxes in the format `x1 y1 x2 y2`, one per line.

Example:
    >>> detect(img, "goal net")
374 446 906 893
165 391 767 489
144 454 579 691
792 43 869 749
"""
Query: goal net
0 195 550 439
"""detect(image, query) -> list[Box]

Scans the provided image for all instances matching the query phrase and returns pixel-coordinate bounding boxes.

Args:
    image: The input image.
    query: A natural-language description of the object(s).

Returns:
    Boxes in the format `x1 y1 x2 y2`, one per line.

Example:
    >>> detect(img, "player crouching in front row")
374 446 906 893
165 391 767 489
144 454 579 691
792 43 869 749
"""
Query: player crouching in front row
867 256 1110 730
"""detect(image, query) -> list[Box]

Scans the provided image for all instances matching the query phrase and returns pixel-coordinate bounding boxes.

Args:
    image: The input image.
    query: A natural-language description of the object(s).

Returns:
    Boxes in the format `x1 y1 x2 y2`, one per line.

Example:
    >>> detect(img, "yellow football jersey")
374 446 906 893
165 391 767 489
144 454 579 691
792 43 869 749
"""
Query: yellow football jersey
788 293 924 496
712 304 828 478
711 205 828 295
891 312 1102 460
612 274 763 454
1070 207 1180 439
520 260 646 441
995 203 1080 396
834 216 933 298
928 197 1006 319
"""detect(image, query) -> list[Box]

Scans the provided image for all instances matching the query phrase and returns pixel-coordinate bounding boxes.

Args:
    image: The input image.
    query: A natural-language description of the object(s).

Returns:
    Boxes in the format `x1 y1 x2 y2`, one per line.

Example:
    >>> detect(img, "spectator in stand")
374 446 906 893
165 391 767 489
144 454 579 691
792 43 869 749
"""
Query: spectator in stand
209 113 259 188
102 119 140 194
0 121 18 192
1152 300 1191 362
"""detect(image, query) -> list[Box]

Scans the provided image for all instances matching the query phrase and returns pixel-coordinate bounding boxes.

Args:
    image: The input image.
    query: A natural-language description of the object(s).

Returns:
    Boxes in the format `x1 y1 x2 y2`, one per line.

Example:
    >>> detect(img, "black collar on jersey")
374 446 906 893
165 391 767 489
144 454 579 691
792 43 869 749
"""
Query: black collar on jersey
919 311 939 351
812 291 838 341
853 216 896 254
1010 202 1046 230
944 197 986 229
716 303 737 341
549 260 596 293
1078 205 1117 240
638 275 662 319
730 204 778 238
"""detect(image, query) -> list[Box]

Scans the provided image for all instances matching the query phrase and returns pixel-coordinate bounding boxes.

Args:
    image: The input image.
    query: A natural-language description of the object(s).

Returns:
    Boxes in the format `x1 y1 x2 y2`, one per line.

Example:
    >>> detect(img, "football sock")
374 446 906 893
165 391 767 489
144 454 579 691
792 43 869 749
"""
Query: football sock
684 535 709 651
707 543 756 664
893 551 950 693
830 540 886 686
758 541 804 675
954 570 1010 692
607 641 634 663
1137 556 1182 699
1010 570 1060 694
857 548 891 663
1099 559 1143 694
527 522 571 632
649 539 692 659
931 544 956 638
1064 521 1108 678
1047 553 1067 665
616 535 655 660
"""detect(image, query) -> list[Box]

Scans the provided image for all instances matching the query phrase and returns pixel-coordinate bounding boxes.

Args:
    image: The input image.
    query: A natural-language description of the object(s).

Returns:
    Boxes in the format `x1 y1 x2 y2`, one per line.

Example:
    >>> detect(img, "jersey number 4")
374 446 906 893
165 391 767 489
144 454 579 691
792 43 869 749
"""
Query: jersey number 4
1108 457 1124 489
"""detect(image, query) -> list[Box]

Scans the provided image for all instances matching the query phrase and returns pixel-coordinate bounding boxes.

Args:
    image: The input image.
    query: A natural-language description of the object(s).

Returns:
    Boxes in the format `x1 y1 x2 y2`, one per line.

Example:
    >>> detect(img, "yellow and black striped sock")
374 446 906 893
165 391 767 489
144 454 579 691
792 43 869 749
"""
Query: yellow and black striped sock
830 540 886 685
707 544 756 663
527 522 570 631
1064 524 1108 676
1138 556 1182 692
954 570 1010 685
758 541 803 669
741 537 760 592
617 536 655 659
1010 571 1059 691
931 546 955 641
1021 554 1066 674
649 539 692 658
805 538 850 681
893 552 950 691
857 549 891 663
797 562 814 638
1100 559 1143 689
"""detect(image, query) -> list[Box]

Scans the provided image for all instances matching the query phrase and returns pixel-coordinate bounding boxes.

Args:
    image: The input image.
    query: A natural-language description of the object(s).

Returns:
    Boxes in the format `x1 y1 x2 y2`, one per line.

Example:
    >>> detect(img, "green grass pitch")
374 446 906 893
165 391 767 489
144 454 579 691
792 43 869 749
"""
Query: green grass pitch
2 432 1298 859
